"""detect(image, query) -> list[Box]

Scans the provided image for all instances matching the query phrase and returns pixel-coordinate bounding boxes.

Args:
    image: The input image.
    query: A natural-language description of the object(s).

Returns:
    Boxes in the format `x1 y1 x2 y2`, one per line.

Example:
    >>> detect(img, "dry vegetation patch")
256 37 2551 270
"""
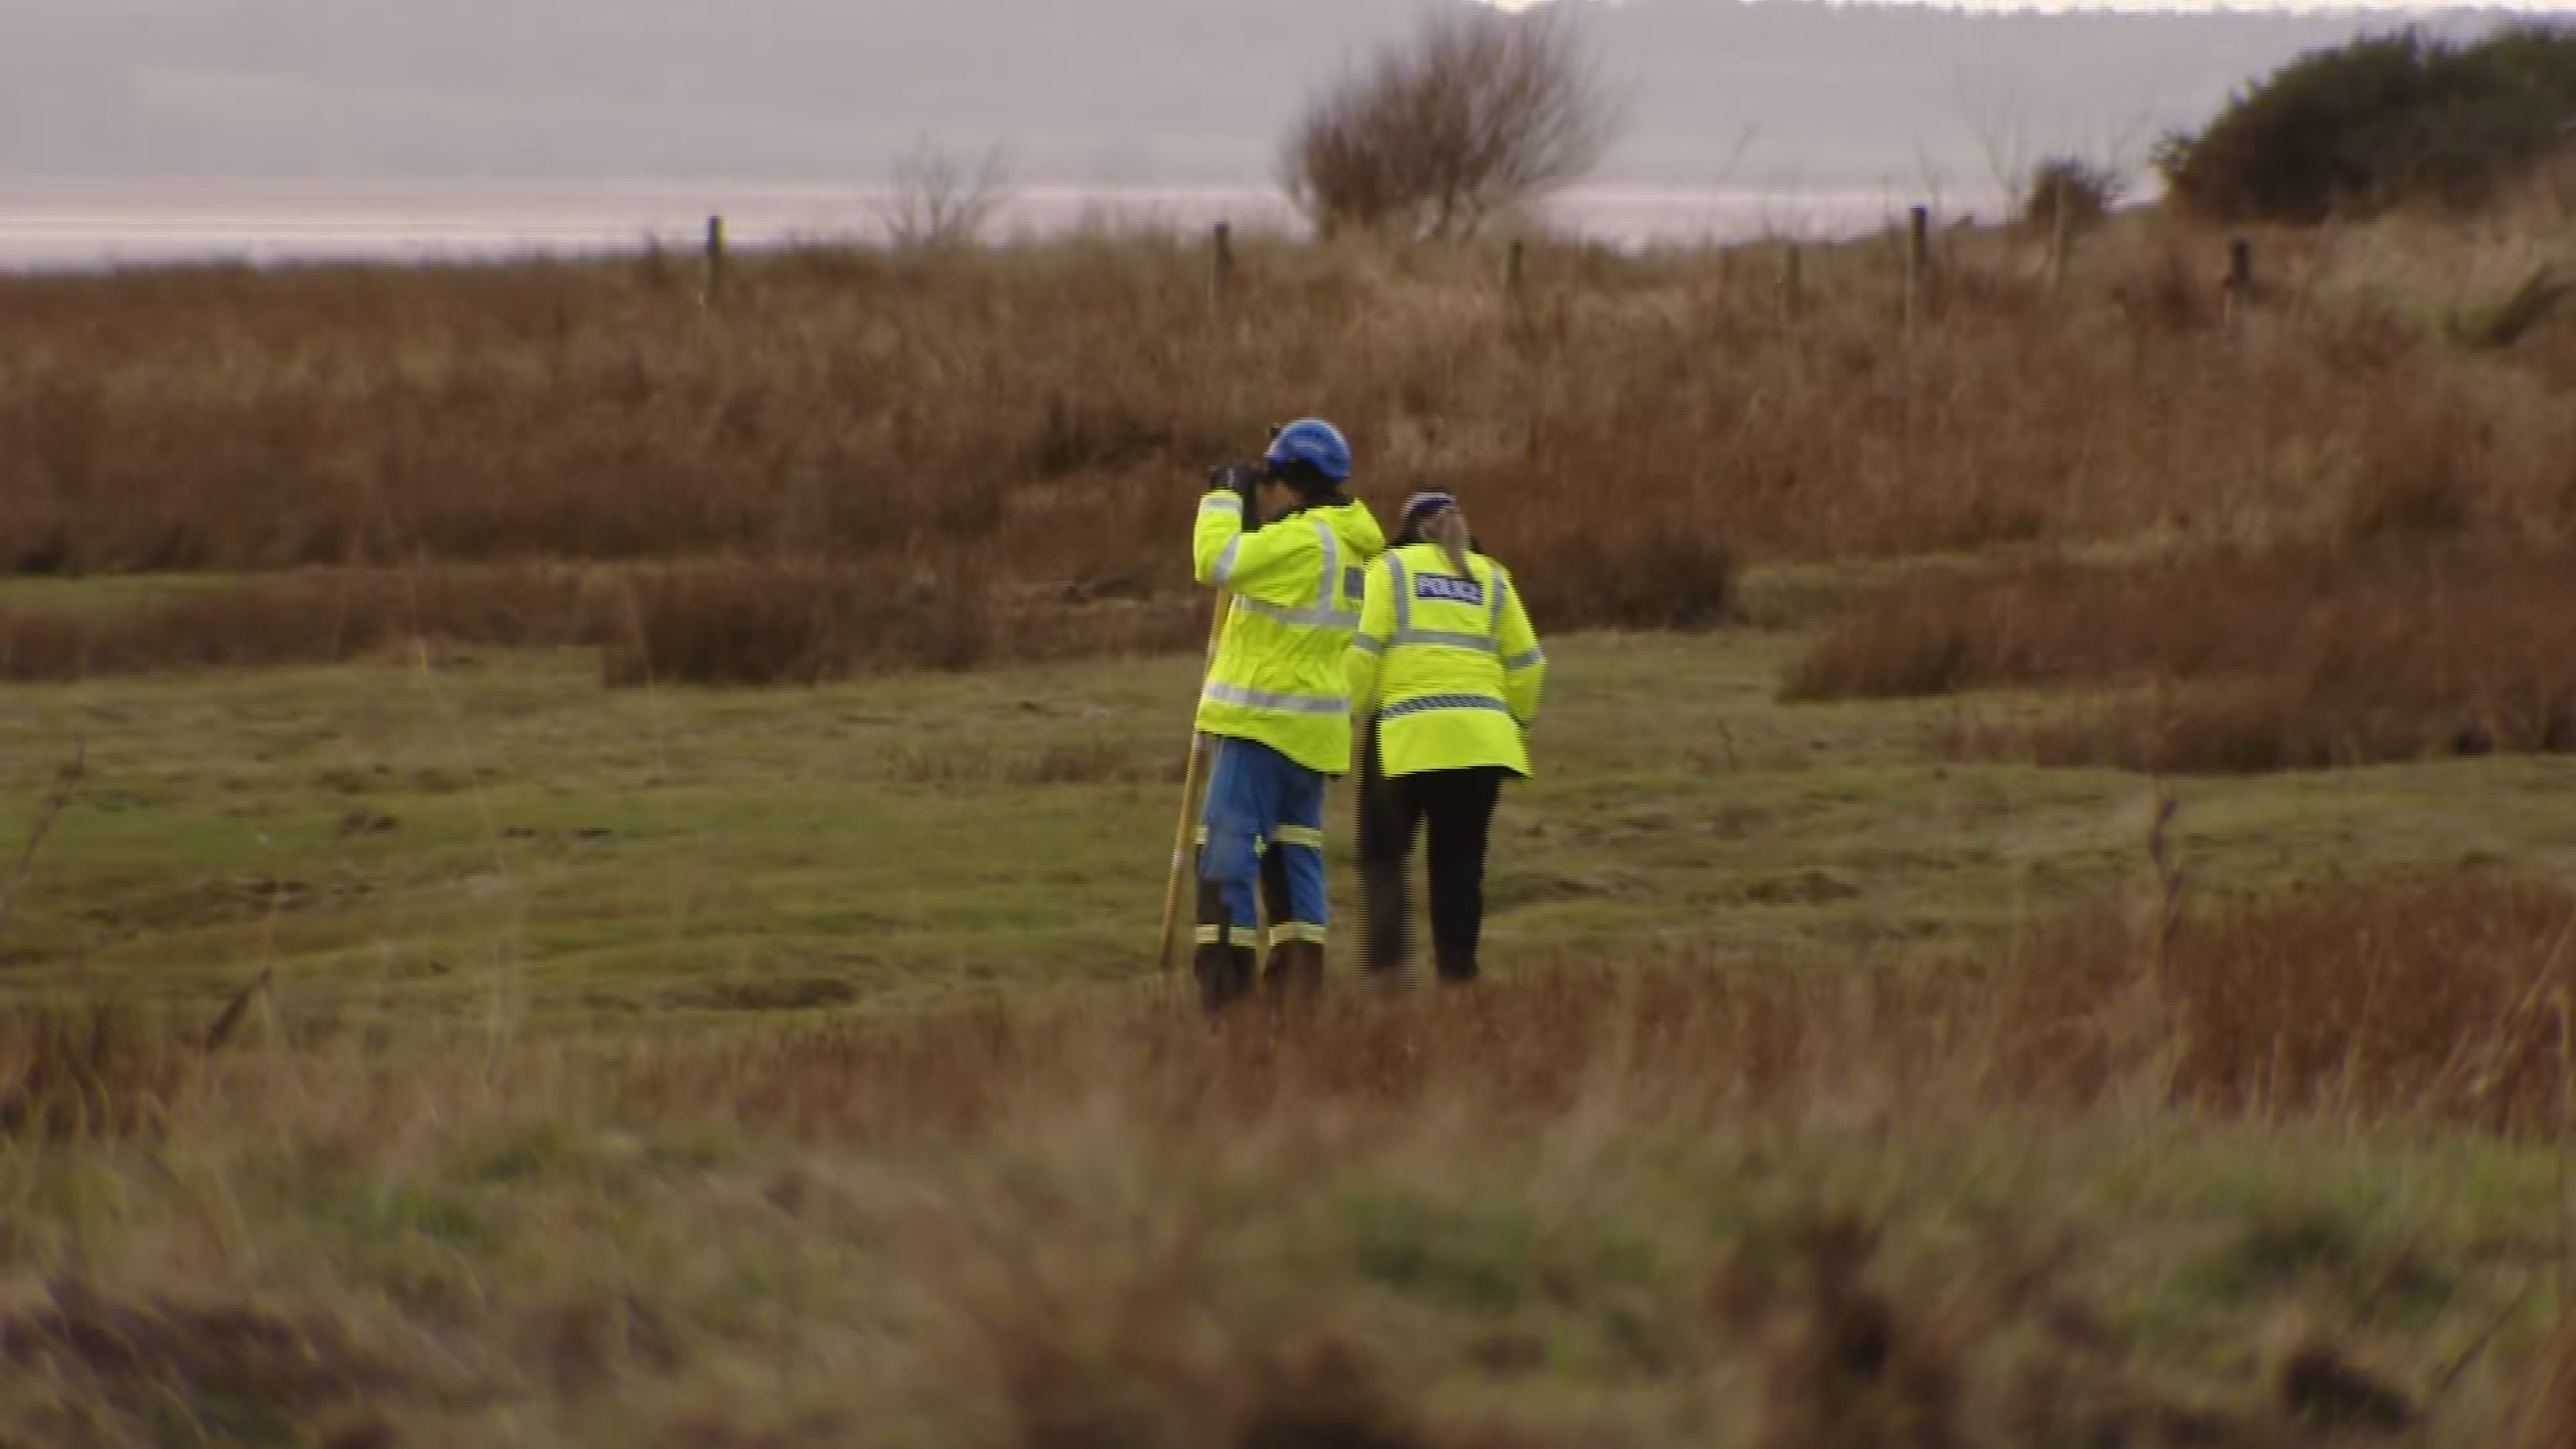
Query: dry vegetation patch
518 873 2576 1142
2021 877 2576 1132
11 873 2561 1154
0 1002 186 1140
3 209 2570 684
0 561 1214 684
1791 544 2576 772
0 568 604 682
4 873 2569 1444
0 1279 465 1448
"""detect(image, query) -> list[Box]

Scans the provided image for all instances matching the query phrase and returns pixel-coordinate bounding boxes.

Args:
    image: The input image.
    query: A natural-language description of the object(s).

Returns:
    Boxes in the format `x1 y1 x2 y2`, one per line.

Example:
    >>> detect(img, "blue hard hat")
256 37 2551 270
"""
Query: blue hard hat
1265 419 1353 484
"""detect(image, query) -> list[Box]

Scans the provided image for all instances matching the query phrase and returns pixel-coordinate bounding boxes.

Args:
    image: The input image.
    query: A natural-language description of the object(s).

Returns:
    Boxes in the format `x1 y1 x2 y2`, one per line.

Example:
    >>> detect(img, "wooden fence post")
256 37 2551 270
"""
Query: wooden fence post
702 215 725 307
1506 239 1526 302
2225 237 2253 340
1904 205 1931 336
1210 222 1232 312
2047 173 2072 293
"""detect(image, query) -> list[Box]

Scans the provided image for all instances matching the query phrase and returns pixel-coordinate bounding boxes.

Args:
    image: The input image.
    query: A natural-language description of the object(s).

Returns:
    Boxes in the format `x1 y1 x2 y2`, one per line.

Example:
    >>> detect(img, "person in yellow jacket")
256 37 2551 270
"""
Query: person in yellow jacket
1190 419 1387 1014
1346 491 1546 986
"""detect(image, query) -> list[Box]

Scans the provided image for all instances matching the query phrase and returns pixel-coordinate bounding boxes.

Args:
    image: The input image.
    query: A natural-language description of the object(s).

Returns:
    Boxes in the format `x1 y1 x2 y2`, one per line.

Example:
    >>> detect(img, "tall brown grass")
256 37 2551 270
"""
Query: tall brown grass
1 197 2568 680
594 874 2575 1139
1788 543 2576 771
3 873 2569 1444
0 561 1208 683
0 568 603 682
8 872 2566 1148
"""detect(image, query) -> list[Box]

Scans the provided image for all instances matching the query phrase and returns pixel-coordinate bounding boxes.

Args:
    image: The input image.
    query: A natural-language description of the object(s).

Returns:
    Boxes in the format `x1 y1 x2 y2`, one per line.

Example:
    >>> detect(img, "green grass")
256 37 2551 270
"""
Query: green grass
0 572 246 610
8 576 2576 1442
2 594 2571 1022
4 1059 2561 1445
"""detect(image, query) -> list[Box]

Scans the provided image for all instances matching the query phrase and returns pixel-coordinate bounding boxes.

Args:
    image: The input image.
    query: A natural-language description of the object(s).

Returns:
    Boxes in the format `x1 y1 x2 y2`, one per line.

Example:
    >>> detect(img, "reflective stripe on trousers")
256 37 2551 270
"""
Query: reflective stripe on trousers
1200 922 1326 948
1195 822 1328 853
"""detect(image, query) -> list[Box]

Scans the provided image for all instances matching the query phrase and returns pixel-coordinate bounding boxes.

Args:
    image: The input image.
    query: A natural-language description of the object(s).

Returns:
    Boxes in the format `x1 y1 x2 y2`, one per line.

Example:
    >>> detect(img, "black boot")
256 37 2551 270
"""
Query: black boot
1194 880 1256 1016
1197 942 1257 1015
1263 940 1326 1006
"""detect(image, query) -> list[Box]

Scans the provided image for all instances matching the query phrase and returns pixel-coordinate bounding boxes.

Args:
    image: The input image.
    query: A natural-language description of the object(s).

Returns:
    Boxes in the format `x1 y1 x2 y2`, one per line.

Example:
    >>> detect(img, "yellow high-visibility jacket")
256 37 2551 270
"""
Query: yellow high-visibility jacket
1346 542 1547 779
1193 488 1388 777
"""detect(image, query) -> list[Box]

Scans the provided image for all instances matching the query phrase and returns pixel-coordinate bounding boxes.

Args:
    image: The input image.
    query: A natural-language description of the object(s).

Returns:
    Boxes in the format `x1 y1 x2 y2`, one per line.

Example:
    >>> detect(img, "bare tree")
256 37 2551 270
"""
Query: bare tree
1956 75 2032 221
1282 6 1625 241
1958 74 2155 229
877 137 1015 250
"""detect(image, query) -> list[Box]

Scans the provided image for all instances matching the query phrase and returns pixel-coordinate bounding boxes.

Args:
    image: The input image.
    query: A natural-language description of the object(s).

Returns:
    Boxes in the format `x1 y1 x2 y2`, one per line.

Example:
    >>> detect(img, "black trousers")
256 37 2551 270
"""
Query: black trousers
1356 731 1507 982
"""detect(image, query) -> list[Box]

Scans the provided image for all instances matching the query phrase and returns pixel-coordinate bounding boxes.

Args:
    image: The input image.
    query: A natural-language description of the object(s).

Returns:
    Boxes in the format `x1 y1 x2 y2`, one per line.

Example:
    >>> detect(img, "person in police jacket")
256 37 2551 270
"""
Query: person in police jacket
1345 490 1546 987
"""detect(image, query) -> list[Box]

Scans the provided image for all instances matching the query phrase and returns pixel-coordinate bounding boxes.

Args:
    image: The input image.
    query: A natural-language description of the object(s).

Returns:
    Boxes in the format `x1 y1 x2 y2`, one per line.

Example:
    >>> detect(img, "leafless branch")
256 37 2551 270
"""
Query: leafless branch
878 137 1016 250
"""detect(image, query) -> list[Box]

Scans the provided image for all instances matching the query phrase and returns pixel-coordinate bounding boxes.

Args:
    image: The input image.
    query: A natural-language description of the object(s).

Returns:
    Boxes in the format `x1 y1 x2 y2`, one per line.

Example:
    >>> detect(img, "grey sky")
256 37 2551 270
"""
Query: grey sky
0 1 2528 191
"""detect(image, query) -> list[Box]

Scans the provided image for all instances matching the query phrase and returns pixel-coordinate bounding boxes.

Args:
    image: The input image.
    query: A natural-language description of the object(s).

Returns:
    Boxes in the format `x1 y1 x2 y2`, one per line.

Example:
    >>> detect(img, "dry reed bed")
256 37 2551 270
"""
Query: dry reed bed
0 561 1210 683
4 875 2575 1444
1788 543 2576 771
9 874 2571 1148
607 875 2576 1140
2 217 2570 678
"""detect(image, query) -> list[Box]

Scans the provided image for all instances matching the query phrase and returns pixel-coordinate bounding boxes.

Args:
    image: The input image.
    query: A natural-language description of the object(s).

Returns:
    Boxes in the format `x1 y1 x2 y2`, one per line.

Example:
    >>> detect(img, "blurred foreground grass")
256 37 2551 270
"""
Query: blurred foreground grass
2 994 2569 1446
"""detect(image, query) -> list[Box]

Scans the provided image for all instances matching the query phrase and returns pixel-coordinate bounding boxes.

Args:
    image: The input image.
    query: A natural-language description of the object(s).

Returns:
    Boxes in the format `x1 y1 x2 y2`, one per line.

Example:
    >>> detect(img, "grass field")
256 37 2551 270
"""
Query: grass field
9 563 2576 1442
6 158 2576 1442
6 583 2570 1021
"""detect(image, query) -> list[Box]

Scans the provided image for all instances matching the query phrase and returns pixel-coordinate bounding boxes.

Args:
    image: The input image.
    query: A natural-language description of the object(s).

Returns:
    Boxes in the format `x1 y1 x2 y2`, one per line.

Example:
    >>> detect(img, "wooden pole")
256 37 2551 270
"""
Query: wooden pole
2047 172 2072 294
1157 591 1234 978
1506 239 1526 302
1210 221 1233 312
1905 205 1931 336
2225 237 2253 341
702 215 725 307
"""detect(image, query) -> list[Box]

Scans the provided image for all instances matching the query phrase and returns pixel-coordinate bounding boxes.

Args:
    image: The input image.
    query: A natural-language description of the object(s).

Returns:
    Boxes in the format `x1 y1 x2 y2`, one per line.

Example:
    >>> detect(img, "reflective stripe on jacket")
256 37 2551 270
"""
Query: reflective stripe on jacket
1193 491 1388 776
1346 543 1547 780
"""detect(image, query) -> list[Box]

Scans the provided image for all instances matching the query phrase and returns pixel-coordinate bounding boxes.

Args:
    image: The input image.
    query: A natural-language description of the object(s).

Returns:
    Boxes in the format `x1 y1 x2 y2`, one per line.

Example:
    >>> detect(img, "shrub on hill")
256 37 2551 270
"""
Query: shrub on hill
2157 25 2576 225
2017 156 2124 238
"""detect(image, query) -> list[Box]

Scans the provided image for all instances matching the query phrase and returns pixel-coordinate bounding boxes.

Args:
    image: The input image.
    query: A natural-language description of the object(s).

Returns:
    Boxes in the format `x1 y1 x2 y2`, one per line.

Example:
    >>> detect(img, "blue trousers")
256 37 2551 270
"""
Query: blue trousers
1196 737 1329 950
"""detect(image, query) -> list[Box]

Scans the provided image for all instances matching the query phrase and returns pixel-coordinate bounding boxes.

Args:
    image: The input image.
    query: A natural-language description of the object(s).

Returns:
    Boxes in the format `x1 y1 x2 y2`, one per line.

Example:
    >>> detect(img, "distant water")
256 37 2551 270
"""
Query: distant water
0 179 1938 272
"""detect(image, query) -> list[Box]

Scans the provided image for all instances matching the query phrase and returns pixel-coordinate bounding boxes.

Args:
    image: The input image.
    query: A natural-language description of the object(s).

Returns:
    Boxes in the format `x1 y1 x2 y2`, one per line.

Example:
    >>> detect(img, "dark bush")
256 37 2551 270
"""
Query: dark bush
2157 25 2576 225
2017 157 2124 238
